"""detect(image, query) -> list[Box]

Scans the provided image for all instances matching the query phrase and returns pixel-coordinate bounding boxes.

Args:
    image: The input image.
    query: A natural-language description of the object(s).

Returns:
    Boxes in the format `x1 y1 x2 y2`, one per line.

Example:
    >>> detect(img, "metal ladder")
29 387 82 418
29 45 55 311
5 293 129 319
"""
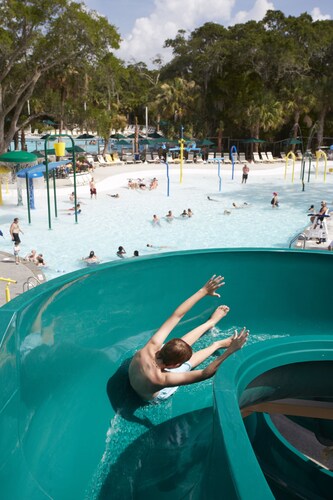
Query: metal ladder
23 275 42 292
289 232 307 249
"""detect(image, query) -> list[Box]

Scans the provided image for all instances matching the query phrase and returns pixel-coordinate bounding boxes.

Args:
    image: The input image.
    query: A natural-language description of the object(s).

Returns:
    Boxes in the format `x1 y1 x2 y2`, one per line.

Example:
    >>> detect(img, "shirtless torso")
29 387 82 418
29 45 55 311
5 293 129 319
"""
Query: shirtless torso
129 347 165 401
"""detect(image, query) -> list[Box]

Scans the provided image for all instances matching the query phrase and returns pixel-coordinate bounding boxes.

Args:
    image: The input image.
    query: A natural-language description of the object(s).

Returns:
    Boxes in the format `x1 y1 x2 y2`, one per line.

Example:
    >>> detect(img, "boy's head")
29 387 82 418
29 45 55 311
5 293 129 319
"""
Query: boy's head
158 338 192 368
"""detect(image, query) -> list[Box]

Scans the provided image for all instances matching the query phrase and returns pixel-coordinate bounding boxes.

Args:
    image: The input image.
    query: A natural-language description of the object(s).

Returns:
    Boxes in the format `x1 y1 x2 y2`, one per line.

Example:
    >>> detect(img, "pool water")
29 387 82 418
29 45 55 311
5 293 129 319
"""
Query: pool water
0 165 331 281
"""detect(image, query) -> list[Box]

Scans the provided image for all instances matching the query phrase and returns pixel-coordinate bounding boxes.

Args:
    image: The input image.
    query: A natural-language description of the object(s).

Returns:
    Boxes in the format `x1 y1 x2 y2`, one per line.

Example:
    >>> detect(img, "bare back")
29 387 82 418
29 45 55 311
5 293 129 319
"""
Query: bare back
128 347 164 401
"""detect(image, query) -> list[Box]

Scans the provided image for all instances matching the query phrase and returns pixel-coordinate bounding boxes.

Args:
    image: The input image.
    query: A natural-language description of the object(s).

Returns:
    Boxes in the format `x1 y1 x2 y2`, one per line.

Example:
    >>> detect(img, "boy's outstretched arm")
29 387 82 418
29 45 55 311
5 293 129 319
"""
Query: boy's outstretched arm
161 328 249 388
181 305 230 346
147 275 224 348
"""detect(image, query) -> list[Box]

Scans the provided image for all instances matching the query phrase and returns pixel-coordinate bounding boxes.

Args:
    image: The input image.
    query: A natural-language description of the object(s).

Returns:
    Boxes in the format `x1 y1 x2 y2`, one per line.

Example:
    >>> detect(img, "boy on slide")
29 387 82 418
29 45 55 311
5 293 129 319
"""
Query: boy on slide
129 275 249 402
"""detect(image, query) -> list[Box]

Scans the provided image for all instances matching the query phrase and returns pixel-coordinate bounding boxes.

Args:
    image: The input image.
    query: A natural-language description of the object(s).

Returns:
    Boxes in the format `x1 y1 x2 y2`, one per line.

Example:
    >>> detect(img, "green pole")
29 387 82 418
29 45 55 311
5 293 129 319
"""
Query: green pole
53 169 58 218
44 139 52 229
25 173 31 224
307 156 312 183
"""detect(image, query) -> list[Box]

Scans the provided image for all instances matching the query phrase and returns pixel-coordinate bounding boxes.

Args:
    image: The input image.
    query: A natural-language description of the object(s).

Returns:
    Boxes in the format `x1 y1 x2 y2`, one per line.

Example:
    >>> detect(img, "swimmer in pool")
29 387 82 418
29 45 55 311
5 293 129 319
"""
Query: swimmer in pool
128 275 249 402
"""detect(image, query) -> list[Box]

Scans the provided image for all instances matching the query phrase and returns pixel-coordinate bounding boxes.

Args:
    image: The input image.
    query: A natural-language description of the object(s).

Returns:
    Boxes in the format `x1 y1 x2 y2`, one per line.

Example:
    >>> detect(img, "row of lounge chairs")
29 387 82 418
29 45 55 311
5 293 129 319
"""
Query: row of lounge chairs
87 150 287 168
206 151 283 164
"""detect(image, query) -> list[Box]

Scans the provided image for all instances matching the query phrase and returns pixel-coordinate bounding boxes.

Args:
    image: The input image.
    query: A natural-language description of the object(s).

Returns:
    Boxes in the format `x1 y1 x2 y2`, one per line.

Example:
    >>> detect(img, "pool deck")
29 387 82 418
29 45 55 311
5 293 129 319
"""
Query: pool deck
0 251 46 307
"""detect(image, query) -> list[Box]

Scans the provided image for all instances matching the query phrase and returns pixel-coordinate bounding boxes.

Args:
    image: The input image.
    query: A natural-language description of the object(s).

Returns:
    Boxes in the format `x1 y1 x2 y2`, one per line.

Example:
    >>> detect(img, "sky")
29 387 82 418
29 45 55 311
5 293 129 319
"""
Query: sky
84 0 333 66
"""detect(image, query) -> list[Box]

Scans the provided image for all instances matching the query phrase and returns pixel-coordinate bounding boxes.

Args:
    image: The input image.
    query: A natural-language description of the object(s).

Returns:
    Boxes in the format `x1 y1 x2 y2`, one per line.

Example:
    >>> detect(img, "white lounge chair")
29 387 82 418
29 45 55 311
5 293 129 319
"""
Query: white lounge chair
195 153 204 163
166 154 175 163
223 154 231 164
186 152 194 163
124 153 135 164
253 152 263 163
207 152 215 163
260 152 270 162
239 153 248 163
147 152 160 164
266 152 280 163
97 155 112 166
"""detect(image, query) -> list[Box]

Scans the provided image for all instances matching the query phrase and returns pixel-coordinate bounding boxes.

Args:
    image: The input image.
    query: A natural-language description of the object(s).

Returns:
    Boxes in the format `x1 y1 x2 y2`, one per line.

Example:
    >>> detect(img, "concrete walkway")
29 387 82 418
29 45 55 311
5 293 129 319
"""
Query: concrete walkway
0 252 46 307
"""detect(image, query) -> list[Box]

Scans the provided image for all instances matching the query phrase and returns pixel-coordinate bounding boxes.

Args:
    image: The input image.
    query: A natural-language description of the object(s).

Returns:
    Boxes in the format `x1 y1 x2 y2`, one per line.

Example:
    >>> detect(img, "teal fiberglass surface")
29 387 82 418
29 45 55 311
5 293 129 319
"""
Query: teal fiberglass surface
0 249 332 499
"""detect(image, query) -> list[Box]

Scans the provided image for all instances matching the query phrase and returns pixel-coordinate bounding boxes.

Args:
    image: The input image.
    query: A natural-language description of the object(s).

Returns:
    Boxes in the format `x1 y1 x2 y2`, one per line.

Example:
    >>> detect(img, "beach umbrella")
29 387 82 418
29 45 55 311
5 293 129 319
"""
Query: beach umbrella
152 136 169 143
148 131 165 139
66 145 85 154
286 138 302 145
127 133 145 139
41 134 56 140
110 133 126 139
198 139 215 146
139 138 156 146
117 139 131 146
76 133 95 140
241 138 266 143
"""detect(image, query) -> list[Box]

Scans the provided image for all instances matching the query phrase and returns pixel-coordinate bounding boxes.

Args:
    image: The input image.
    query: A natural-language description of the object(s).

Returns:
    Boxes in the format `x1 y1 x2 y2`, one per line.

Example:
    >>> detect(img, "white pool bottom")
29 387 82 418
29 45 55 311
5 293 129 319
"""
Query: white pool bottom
1 163 331 280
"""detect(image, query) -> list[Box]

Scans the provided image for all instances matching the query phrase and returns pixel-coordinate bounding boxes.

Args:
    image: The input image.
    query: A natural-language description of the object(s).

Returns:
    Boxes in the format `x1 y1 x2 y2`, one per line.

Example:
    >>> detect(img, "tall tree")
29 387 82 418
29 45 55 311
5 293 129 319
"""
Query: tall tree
0 0 120 152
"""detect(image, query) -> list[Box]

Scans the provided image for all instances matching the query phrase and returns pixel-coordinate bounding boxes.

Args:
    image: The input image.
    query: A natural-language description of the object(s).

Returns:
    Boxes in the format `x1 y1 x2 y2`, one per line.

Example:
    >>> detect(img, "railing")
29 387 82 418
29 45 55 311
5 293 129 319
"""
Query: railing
0 277 17 302
289 232 307 249
23 276 42 292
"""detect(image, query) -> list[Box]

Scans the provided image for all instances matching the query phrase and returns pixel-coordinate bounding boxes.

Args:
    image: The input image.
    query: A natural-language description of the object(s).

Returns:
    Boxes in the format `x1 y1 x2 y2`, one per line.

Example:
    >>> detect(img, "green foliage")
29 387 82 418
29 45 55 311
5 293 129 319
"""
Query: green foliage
1 4 333 152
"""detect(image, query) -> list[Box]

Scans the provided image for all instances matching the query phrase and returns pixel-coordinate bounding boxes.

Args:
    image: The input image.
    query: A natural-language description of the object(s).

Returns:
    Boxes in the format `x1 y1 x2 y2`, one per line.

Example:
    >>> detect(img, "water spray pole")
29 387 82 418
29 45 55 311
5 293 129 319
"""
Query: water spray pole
179 125 184 184
230 145 237 180
218 160 222 192
165 161 170 197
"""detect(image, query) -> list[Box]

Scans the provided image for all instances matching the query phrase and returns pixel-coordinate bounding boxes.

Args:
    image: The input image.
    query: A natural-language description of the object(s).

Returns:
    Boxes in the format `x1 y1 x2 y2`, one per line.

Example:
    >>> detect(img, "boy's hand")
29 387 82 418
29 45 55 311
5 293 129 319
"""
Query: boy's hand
203 275 224 297
210 305 230 325
226 328 249 353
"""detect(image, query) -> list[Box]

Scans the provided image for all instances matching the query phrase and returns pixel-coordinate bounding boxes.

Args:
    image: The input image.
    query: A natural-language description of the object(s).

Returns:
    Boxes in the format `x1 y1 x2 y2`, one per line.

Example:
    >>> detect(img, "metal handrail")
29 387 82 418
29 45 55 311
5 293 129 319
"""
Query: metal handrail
289 232 307 249
23 275 41 292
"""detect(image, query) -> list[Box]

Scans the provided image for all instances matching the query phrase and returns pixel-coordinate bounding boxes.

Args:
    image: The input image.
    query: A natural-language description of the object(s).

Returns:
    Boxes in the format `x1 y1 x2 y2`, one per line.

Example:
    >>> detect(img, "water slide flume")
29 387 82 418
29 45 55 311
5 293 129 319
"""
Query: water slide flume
0 249 332 499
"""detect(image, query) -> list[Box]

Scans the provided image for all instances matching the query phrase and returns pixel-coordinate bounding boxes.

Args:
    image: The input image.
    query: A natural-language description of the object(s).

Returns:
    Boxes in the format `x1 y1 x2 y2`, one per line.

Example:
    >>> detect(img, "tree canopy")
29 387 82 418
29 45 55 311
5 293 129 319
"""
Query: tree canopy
1 4 333 153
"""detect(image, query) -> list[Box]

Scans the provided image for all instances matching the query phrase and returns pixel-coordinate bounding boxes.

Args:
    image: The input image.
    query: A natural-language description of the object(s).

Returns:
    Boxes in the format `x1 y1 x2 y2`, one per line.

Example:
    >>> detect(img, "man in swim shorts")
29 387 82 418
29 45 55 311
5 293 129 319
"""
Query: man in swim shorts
128 275 249 402
10 217 24 243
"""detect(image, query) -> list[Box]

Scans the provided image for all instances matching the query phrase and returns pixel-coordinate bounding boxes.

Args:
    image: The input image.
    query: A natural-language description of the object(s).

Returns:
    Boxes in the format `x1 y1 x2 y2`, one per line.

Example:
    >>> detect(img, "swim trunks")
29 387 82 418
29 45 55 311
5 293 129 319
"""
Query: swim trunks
150 361 192 403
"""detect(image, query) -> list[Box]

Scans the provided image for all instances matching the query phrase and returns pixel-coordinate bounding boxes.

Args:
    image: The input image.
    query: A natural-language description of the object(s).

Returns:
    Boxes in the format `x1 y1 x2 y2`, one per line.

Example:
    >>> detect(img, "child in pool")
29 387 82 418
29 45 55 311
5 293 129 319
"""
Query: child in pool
128 275 249 402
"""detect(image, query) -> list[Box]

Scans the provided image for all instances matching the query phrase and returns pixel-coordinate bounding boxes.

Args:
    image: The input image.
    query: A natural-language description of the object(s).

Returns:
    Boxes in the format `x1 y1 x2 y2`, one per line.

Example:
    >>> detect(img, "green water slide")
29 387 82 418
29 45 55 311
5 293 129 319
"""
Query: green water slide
0 249 332 499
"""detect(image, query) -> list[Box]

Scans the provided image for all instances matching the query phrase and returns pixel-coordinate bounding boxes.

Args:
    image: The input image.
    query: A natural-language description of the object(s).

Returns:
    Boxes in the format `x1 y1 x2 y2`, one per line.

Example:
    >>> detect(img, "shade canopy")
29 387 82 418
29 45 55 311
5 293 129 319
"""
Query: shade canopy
139 139 156 146
148 132 165 139
41 134 55 140
17 160 70 178
117 139 131 146
285 138 303 145
0 151 38 163
241 138 266 143
76 133 95 139
66 145 85 153
198 139 215 146
152 136 168 143
110 133 126 139
127 133 145 139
